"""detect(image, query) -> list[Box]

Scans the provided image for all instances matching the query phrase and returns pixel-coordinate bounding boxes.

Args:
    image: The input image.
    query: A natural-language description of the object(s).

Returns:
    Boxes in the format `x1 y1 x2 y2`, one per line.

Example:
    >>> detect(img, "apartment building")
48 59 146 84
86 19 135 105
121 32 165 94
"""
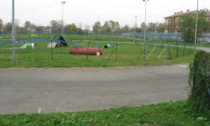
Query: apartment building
164 9 210 33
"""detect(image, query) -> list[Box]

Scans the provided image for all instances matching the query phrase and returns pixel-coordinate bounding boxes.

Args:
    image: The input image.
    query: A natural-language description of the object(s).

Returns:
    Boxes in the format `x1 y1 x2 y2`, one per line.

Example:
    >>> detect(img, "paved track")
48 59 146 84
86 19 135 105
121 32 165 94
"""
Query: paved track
0 65 189 114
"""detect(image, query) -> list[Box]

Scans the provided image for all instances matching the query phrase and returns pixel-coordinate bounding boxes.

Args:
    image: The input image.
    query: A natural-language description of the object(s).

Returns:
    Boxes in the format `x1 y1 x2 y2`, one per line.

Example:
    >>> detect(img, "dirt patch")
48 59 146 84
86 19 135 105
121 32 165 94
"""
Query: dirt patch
0 67 26 72
0 63 188 72
0 66 144 72
30 34 38 37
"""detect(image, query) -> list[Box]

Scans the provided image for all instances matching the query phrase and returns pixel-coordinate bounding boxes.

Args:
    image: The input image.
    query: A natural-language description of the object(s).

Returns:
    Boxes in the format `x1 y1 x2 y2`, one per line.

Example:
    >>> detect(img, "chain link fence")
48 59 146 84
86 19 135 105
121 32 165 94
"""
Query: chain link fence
0 32 195 67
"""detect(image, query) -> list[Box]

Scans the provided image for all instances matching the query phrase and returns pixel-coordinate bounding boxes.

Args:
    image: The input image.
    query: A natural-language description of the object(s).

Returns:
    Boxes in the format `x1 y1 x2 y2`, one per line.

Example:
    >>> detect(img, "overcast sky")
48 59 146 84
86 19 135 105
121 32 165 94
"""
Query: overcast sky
0 0 210 28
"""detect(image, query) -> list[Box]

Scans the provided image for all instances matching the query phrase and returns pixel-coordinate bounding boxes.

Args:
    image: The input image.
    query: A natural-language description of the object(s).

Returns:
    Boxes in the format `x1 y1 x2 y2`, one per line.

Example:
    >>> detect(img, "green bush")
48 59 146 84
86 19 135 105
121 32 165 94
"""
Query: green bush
188 50 210 112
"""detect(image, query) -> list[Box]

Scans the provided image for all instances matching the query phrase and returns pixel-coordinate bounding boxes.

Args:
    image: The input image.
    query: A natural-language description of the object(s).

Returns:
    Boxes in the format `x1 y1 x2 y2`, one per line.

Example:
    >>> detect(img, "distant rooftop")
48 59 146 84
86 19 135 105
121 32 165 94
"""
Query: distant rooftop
165 9 210 19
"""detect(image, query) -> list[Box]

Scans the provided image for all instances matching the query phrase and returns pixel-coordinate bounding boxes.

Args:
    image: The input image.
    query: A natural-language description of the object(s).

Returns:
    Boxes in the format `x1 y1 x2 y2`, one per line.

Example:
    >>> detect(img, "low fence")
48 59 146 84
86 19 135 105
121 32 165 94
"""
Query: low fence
122 32 210 43
1 31 210 44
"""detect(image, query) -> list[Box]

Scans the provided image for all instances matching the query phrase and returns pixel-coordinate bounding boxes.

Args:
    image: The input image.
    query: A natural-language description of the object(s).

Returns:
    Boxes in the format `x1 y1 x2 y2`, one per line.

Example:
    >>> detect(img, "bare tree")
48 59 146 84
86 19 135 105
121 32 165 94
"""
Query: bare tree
93 21 101 34
50 20 62 33
122 25 130 32
148 23 156 32
156 22 165 33
3 22 12 33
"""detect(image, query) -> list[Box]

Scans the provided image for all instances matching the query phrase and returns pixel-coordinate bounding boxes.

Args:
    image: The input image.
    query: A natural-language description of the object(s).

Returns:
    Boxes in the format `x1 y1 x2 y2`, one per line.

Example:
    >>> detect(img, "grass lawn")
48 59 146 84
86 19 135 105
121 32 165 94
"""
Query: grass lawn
0 101 209 126
0 36 194 68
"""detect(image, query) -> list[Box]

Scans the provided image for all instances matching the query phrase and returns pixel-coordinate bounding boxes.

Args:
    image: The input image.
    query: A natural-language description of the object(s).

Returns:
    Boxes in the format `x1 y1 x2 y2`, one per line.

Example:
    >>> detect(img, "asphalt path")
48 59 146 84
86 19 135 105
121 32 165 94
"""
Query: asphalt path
0 65 189 114
197 47 210 52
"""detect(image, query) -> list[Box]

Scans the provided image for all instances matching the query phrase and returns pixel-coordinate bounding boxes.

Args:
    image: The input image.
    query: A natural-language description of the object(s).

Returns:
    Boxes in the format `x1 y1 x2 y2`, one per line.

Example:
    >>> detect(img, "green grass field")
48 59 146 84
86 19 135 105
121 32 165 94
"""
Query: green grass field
0 101 209 126
0 34 194 68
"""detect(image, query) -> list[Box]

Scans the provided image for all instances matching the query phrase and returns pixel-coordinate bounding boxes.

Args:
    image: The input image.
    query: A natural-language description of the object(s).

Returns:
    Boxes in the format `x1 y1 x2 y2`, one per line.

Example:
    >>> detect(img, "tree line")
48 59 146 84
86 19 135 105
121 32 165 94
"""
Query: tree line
0 18 165 34
0 9 209 44
92 21 165 34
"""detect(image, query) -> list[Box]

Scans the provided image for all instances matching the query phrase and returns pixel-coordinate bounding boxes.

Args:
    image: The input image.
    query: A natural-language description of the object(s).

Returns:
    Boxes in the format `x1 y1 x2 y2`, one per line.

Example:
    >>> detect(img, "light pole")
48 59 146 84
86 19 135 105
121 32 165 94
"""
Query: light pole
12 0 16 62
134 15 137 40
143 0 148 61
61 1 66 36
194 0 199 52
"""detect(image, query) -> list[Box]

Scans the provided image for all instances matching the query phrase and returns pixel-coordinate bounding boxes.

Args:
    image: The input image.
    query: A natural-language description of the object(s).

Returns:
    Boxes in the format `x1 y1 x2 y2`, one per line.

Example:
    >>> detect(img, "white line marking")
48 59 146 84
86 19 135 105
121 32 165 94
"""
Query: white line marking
38 107 42 113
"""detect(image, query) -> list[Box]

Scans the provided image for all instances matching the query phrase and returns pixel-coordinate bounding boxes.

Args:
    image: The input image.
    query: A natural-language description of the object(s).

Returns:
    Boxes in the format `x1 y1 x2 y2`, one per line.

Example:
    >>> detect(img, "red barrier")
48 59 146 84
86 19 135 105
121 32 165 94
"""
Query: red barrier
70 48 102 55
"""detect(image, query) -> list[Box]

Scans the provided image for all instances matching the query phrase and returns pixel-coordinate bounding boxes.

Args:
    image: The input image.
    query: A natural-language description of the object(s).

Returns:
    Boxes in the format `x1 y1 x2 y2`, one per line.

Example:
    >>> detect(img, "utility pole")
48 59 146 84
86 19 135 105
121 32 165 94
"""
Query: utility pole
12 0 16 62
134 15 137 39
143 0 149 61
194 0 199 52
61 1 66 36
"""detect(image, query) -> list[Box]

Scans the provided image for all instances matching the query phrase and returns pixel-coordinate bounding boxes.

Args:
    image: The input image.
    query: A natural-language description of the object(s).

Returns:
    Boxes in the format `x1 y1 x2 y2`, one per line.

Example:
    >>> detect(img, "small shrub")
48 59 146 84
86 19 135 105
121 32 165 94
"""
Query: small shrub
188 50 210 112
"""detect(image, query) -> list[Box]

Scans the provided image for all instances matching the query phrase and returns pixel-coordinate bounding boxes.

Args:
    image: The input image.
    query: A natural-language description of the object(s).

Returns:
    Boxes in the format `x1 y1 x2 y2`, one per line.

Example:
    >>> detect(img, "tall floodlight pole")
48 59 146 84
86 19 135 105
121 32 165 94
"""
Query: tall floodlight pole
61 1 66 36
134 15 137 39
143 0 148 61
12 0 16 62
194 0 199 52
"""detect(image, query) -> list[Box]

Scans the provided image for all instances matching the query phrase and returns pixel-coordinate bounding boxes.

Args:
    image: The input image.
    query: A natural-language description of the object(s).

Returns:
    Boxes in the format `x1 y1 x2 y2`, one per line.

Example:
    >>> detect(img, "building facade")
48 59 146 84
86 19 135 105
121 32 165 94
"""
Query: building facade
164 9 210 33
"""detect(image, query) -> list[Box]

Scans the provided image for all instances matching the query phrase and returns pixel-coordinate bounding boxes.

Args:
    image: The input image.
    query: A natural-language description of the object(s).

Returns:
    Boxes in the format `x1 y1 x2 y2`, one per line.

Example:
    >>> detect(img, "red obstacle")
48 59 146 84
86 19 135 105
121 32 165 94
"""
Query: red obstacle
70 47 102 55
